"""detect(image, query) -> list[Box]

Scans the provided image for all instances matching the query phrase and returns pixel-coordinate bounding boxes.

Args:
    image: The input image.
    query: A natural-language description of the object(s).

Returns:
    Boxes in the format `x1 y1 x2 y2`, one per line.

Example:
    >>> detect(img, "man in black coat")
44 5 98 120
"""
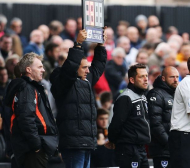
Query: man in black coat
5 53 59 168
147 66 179 168
106 64 151 168
50 29 107 168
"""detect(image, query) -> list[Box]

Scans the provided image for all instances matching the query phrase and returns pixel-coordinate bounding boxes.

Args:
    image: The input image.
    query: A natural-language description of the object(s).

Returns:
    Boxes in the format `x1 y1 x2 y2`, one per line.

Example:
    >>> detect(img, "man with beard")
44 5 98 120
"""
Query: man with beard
106 64 151 168
147 66 179 168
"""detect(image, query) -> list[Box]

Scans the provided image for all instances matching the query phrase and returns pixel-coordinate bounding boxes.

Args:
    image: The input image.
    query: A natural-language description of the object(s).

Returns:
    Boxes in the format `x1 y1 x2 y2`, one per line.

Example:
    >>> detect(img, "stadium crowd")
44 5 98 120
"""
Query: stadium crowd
0 12 189 168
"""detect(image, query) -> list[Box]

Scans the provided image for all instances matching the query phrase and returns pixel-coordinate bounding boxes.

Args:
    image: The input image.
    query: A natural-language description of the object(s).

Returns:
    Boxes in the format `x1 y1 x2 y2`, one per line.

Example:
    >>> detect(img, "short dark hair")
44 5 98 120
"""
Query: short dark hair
128 64 147 79
45 42 59 56
136 49 148 60
100 91 112 105
97 108 109 118
0 34 11 42
187 57 190 72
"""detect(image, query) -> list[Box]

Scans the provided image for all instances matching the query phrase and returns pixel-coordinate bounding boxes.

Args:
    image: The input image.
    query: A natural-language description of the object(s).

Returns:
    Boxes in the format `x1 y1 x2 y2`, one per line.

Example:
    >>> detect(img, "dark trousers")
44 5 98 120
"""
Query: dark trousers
153 157 170 168
115 144 149 168
23 150 48 168
61 149 91 168
169 130 190 168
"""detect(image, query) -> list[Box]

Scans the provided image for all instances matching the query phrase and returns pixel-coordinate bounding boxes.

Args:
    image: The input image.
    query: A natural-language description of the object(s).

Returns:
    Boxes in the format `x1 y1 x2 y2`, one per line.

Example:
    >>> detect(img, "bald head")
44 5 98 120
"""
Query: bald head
162 66 179 89
38 24 50 40
127 26 139 43
178 61 189 78
30 29 44 44
148 15 159 27
146 28 159 43
117 36 130 53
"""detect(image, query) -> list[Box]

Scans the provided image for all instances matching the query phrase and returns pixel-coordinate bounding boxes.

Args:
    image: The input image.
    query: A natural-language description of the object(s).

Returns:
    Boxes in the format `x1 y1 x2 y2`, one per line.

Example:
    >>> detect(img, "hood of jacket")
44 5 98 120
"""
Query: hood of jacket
4 78 27 107
153 75 175 96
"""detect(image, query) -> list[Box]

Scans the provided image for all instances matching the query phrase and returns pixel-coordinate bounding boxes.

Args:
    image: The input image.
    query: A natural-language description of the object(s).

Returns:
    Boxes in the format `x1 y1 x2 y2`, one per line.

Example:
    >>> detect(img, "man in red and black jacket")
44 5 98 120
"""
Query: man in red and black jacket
5 53 59 168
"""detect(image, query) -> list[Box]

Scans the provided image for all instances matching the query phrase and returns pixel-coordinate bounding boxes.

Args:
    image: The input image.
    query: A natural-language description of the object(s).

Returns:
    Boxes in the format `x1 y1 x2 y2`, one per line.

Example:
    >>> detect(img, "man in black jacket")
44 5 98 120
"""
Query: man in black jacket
50 29 107 168
5 53 59 168
147 66 179 168
106 64 151 168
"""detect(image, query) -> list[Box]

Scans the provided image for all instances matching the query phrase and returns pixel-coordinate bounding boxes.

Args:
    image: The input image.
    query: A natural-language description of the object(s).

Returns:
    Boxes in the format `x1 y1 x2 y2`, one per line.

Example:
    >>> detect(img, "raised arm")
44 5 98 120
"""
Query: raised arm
50 30 87 98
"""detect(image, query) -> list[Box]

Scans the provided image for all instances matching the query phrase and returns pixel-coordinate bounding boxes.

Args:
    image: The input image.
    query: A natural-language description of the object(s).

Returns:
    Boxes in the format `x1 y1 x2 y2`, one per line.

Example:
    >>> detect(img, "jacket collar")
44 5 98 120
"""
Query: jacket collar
127 83 146 95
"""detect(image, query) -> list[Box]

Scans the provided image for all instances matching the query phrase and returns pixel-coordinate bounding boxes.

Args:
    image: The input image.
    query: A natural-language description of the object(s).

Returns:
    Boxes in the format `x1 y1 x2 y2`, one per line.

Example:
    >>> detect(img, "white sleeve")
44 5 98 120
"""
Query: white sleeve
179 84 190 114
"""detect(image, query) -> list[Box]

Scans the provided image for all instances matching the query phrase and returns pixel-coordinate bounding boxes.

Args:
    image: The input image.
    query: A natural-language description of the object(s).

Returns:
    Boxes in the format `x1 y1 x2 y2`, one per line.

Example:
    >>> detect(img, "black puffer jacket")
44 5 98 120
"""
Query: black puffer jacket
5 77 59 165
147 76 175 157
50 45 107 151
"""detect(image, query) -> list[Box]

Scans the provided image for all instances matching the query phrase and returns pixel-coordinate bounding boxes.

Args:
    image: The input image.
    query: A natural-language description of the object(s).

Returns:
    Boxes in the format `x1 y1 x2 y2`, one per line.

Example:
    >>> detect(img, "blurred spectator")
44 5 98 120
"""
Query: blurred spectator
136 49 149 65
105 47 127 97
12 34 23 57
168 40 180 54
0 14 7 37
127 26 142 49
24 29 44 55
60 39 74 54
0 34 13 60
0 56 5 67
135 14 148 40
105 27 115 60
43 43 60 80
5 54 20 80
165 26 178 41
177 42 190 62
148 42 171 68
100 91 113 111
148 15 160 28
97 108 109 138
49 20 64 37
163 51 177 68
38 24 50 46
10 17 28 48
168 34 183 47
61 18 77 41
145 28 160 44
117 36 138 68
50 35 63 47
141 42 156 56
182 32 189 43
91 109 116 167
87 43 110 95
116 20 129 39
148 66 161 90
177 61 189 81
77 17 82 31
0 67 9 101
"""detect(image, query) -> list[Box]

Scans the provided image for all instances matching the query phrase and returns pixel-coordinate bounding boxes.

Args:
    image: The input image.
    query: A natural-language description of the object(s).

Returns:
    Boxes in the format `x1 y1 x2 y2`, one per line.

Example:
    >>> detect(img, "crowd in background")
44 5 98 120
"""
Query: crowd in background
0 12 189 167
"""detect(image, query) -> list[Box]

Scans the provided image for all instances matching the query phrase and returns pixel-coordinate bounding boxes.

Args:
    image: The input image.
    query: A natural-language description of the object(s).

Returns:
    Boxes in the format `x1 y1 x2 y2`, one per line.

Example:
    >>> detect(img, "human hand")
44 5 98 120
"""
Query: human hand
104 140 115 149
76 29 87 44
35 149 40 153
98 26 107 46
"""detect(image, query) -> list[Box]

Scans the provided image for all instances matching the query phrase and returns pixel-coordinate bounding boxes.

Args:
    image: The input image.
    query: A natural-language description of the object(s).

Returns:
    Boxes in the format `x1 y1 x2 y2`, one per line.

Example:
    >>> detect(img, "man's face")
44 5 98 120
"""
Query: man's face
181 45 190 60
77 59 90 80
136 52 148 65
66 20 77 35
130 68 148 90
31 31 44 45
118 39 130 54
97 114 109 129
0 37 12 52
127 29 139 43
113 53 125 66
27 58 45 82
162 69 179 89
11 21 22 34
7 58 19 74
117 25 127 37
0 69 8 85
49 47 60 61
